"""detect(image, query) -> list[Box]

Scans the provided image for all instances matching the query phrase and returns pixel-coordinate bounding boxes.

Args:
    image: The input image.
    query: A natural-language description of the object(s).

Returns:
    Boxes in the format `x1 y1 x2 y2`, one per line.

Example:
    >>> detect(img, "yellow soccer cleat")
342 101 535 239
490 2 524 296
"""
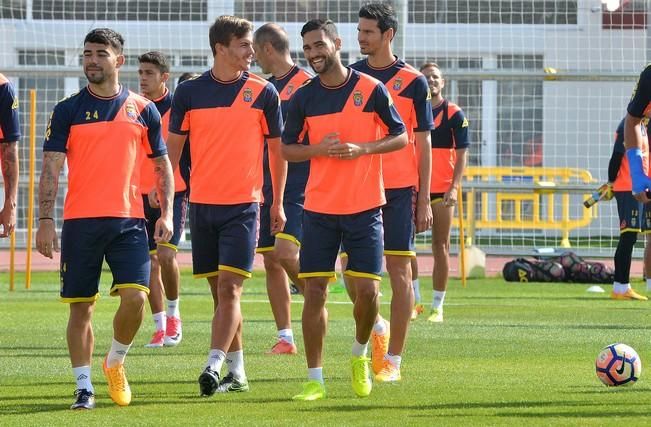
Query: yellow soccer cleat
611 289 648 301
351 356 372 397
375 359 402 383
371 319 390 374
292 380 326 401
103 357 131 406
427 308 444 323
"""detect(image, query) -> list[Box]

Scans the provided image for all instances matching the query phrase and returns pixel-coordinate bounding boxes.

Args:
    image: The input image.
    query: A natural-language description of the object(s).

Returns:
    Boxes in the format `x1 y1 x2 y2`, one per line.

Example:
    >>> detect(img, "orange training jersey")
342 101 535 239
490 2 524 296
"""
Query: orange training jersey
282 69 406 215
139 89 188 194
169 70 283 205
430 99 469 193
350 57 433 189
612 117 649 192
0 74 20 143
44 86 167 220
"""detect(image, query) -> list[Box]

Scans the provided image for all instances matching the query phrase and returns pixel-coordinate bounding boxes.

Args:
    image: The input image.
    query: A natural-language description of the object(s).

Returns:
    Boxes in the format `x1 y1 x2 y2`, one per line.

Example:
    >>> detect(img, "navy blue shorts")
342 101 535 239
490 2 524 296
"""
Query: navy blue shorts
143 191 188 253
383 187 416 256
615 192 651 233
189 202 259 278
257 175 306 252
299 208 383 281
60 218 150 302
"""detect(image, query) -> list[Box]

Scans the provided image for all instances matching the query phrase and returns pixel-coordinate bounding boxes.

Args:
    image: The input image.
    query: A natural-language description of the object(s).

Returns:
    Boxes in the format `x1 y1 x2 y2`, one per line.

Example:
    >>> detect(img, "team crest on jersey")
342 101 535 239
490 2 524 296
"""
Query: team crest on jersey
286 84 294 96
353 90 363 107
243 87 253 102
11 97 18 109
392 78 403 91
125 103 138 121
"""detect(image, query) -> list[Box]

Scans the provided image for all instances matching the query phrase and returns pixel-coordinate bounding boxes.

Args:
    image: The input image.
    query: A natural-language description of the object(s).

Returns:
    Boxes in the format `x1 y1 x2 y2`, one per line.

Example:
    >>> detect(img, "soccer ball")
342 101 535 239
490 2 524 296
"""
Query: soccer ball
595 343 642 386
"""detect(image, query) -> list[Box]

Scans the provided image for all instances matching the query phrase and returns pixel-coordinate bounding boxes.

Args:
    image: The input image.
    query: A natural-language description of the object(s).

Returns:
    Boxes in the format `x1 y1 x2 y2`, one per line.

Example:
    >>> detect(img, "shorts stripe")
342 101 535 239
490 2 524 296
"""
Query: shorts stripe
344 270 382 281
384 250 416 257
194 270 219 279
149 249 157 255
219 265 252 278
298 271 337 280
621 228 641 234
110 283 150 296
256 246 275 254
157 242 179 252
340 252 348 258
275 232 301 247
60 294 100 304
431 198 444 205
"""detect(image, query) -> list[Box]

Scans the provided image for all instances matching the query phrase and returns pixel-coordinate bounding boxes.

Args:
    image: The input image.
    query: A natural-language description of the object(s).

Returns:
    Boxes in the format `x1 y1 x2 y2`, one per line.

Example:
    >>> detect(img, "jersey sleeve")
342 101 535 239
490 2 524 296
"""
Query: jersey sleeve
43 101 71 153
0 81 21 143
628 65 651 118
260 83 283 138
142 102 167 158
372 83 406 136
411 75 434 132
450 109 470 149
169 84 190 135
282 88 306 145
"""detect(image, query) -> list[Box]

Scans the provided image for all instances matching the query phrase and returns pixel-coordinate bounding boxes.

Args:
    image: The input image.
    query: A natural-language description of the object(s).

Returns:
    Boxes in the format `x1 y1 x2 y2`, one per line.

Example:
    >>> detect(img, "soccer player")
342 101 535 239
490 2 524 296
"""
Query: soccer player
348 3 434 382
608 117 649 300
0 73 19 238
283 19 407 401
35 28 174 410
626 63 651 202
420 62 469 323
253 23 312 355
138 51 189 348
165 16 286 396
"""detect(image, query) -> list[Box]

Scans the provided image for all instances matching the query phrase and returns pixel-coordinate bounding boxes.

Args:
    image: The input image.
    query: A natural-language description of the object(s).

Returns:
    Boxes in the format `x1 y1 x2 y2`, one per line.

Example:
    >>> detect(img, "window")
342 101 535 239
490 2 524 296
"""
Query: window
180 55 208 67
409 0 578 25
18 50 66 66
496 55 543 167
235 0 392 23
33 0 207 21
0 0 26 19
602 0 647 29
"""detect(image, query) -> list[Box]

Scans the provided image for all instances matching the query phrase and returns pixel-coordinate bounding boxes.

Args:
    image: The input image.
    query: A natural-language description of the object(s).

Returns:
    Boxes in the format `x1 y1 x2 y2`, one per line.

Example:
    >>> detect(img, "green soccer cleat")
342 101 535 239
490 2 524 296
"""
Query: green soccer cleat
351 356 372 397
217 372 250 393
292 380 326 401
427 308 444 323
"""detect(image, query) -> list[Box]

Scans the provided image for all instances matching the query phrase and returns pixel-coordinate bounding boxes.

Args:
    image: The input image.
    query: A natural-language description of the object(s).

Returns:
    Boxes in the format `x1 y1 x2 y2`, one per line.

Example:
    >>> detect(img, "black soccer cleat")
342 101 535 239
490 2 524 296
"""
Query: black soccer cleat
198 367 220 397
70 389 95 410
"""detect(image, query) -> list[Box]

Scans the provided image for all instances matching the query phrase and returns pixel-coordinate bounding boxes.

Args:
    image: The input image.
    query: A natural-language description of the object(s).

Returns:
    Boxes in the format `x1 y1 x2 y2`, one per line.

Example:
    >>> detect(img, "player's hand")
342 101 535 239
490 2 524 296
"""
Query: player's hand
153 215 173 244
270 203 286 235
328 142 364 160
443 187 458 207
599 183 614 202
415 197 433 233
0 201 16 237
36 219 59 259
316 132 341 156
147 188 160 208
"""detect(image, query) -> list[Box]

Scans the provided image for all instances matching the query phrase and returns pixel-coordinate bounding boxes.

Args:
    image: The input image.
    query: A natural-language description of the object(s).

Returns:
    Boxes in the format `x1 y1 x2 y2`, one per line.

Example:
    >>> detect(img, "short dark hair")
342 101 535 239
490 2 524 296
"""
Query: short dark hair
420 62 441 72
84 28 124 54
359 3 398 35
254 23 289 54
209 15 253 56
138 51 170 74
300 19 339 41
178 72 199 84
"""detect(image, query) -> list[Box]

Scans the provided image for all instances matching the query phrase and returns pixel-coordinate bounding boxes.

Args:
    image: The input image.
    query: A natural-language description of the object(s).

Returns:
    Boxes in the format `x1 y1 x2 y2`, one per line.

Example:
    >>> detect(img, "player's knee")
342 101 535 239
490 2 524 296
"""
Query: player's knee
119 288 147 310
217 279 243 302
354 281 379 303
69 302 94 322
156 248 177 268
304 282 328 305
432 239 450 255
263 252 282 272
619 231 638 250
385 256 410 276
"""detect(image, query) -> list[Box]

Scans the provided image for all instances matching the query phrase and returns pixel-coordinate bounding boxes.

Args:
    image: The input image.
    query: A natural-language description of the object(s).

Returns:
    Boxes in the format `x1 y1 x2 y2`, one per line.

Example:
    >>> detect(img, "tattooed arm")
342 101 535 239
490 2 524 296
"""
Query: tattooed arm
35 151 65 258
152 154 174 243
0 141 18 237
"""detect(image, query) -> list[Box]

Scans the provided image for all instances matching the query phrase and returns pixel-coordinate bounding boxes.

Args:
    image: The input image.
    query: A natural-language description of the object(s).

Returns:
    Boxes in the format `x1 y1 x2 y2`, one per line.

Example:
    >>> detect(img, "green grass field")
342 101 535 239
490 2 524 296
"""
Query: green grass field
2 270 651 426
